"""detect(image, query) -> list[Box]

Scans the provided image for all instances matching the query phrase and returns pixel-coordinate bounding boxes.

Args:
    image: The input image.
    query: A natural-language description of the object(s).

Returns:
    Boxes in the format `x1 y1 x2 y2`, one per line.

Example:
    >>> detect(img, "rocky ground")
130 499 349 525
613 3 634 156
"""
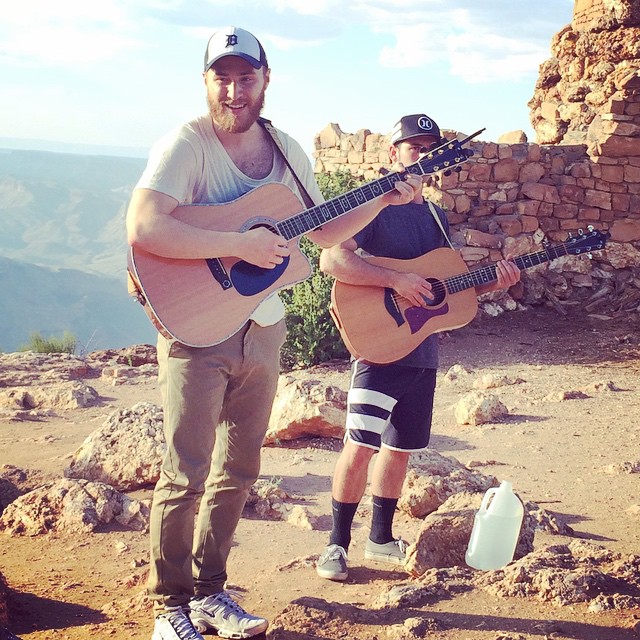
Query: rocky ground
1 305 639 640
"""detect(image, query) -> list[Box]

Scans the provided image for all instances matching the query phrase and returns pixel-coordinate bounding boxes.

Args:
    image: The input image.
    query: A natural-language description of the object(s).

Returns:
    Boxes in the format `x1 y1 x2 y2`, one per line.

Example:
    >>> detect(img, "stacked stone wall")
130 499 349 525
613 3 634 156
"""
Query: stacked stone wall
529 0 639 145
573 0 640 31
312 79 640 318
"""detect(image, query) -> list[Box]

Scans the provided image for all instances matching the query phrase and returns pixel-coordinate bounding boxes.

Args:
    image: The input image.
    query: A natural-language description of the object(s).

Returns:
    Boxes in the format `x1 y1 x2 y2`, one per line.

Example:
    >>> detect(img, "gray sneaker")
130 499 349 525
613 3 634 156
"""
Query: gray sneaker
364 538 408 566
188 591 268 638
316 543 348 581
152 607 204 640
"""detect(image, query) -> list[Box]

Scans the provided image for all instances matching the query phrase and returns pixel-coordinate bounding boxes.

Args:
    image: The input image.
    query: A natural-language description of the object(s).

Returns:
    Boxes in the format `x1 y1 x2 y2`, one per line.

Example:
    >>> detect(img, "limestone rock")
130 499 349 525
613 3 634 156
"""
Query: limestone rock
0 478 149 536
399 449 498 518
475 540 640 609
65 402 165 490
265 376 347 444
0 381 99 412
498 130 528 144
404 491 535 577
454 391 509 425
245 478 291 520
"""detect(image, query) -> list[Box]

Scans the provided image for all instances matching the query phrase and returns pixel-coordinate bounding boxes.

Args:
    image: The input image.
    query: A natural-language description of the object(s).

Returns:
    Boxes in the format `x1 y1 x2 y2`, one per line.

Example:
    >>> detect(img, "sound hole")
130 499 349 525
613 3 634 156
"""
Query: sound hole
424 278 446 306
252 222 278 234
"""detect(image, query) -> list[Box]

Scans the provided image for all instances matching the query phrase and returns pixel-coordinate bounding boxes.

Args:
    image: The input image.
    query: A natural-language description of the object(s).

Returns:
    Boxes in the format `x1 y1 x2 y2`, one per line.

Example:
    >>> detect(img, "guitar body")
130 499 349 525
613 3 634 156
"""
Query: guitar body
330 248 479 364
128 183 312 347
330 228 611 364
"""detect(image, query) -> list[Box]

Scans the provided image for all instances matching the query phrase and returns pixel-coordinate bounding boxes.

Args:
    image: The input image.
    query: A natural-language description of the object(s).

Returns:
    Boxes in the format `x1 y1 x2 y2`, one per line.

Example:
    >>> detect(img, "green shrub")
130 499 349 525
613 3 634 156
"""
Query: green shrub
20 331 77 354
281 170 365 370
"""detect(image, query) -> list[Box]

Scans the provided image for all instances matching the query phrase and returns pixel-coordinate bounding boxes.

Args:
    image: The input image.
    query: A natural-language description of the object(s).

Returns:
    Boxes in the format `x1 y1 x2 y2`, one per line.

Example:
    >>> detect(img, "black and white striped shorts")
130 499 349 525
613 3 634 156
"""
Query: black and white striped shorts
345 359 436 452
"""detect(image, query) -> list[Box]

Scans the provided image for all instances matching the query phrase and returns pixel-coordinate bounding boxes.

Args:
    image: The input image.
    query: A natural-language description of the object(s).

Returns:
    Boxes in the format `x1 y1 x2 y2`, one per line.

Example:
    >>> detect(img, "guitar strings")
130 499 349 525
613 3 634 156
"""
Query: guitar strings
383 237 599 307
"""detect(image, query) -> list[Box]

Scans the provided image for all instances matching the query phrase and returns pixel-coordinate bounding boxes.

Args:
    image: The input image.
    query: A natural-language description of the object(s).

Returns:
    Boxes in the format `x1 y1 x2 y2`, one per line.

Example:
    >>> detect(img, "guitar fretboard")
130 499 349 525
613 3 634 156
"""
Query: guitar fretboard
445 244 569 293
276 175 402 240
275 143 469 241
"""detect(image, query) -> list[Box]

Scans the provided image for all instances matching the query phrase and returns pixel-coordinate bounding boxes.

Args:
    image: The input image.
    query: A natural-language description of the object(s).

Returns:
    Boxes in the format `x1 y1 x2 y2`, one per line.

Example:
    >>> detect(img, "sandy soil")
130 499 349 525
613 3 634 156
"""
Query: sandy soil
1 306 639 640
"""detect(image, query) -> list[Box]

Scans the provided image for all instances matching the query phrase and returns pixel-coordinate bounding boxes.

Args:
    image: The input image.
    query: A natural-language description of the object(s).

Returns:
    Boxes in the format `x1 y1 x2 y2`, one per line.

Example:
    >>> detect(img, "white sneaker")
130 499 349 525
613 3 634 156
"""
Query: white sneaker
189 591 268 638
151 607 204 640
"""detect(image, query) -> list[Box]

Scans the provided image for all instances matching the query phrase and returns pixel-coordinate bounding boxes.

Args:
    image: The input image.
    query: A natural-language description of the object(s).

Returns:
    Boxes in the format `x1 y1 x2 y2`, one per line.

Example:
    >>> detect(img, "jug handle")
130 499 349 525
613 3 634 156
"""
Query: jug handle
479 487 497 513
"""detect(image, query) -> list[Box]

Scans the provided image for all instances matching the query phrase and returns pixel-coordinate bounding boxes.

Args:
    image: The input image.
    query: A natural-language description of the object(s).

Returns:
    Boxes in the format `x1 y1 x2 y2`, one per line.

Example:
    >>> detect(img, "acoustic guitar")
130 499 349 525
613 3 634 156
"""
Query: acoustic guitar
128 131 483 347
329 228 610 364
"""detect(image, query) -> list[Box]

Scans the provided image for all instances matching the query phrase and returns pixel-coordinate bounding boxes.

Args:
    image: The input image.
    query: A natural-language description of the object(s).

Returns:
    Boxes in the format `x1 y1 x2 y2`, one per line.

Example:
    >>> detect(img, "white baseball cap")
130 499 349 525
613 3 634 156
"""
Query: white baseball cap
204 26 268 72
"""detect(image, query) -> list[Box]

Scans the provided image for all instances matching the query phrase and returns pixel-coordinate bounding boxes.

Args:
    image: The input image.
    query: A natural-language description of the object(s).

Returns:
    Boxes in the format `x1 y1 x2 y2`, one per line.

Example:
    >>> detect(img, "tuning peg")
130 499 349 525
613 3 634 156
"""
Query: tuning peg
587 224 594 232
443 170 452 176
587 252 593 259
455 166 462 173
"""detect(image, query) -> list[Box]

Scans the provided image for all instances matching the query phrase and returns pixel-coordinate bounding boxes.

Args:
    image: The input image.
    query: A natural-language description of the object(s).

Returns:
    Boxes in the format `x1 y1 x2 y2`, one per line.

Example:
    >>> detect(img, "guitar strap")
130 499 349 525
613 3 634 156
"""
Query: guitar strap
259 117 317 210
427 200 455 250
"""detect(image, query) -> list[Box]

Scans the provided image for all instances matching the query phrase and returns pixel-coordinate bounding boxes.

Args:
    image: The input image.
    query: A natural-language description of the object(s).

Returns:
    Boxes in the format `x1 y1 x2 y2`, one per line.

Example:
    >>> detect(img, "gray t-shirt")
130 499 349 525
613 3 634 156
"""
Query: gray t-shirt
353 200 450 368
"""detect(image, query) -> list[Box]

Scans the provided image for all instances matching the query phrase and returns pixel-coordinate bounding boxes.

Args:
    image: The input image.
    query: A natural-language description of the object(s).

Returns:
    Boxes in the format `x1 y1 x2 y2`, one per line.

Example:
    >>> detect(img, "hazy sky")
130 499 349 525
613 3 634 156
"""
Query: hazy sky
1 0 574 158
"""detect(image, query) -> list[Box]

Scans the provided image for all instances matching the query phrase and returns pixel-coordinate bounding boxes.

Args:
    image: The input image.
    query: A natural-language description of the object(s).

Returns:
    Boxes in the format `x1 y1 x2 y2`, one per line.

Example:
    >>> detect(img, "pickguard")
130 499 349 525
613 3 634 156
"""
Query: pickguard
230 257 291 296
404 303 449 333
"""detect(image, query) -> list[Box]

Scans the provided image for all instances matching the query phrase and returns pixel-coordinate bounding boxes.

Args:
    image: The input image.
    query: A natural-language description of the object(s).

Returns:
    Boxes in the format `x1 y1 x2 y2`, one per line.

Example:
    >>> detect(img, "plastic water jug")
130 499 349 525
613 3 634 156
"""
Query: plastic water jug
465 480 524 570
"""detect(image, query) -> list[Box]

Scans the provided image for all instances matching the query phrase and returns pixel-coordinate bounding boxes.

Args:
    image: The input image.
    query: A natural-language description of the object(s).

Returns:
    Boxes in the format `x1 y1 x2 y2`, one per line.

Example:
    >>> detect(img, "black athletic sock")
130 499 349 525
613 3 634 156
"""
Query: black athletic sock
328 498 359 550
369 495 398 544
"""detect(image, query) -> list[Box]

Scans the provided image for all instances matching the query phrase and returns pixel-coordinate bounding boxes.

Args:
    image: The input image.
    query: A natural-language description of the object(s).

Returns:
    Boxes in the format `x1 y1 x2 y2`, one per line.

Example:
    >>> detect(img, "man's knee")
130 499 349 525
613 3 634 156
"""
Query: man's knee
342 439 377 467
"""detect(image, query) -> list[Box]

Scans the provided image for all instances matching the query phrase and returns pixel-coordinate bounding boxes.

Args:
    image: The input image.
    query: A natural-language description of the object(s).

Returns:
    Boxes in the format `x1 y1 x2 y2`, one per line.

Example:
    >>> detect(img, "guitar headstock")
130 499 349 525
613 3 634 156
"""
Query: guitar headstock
564 227 611 255
404 129 485 179
408 138 475 178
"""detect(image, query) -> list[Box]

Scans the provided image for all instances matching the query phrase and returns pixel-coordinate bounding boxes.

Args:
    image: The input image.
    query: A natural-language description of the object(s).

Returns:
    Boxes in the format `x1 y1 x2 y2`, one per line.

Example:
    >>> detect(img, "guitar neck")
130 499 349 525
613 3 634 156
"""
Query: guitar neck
446 244 570 293
275 134 479 241
275 173 403 241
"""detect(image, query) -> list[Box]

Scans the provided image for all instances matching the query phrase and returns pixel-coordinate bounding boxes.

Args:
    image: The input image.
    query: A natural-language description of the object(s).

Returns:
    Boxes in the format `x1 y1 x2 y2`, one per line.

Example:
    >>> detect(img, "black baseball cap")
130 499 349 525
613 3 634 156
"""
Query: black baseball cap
390 114 442 145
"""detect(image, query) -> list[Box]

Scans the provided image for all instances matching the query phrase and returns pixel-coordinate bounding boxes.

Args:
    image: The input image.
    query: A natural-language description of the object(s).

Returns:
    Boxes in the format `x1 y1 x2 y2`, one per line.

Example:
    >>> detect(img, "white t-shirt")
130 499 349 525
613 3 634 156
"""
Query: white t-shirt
136 114 324 327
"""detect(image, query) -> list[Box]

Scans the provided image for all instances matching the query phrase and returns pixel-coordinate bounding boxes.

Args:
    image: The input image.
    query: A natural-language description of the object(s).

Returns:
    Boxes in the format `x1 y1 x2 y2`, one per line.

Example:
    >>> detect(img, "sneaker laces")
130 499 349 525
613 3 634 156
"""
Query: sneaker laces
216 590 248 615
202 590 251 616
395 538 408 554
321 544 347 563
163 608 201 640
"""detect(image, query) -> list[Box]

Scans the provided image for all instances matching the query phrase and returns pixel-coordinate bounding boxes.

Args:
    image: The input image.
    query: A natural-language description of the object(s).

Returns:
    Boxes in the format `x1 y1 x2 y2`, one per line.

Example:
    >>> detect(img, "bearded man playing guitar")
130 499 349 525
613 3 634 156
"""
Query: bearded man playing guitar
126 28 423 640
316 114 521 581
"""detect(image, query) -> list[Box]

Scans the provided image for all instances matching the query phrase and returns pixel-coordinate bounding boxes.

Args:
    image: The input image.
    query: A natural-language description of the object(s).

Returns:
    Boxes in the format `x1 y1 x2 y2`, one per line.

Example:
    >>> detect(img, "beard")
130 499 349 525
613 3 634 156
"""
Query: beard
208 88 266 134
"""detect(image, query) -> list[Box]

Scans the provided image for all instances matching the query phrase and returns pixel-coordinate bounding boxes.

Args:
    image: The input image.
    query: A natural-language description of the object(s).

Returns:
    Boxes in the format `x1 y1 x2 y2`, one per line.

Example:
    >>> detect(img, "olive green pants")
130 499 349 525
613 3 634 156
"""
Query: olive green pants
148 319 286 611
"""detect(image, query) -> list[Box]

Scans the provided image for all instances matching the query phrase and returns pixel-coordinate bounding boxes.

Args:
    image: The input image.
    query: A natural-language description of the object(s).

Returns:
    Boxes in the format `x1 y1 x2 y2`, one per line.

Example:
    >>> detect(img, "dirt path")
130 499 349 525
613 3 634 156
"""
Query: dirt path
1 307 639 639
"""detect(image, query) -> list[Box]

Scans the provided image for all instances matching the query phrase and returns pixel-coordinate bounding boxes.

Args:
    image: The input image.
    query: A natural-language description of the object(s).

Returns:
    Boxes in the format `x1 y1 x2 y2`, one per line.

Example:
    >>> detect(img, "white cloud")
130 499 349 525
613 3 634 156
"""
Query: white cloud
371 5 559 82
3 27 142 68
270 0 344 15
446 33 549 83
0 0 145 67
